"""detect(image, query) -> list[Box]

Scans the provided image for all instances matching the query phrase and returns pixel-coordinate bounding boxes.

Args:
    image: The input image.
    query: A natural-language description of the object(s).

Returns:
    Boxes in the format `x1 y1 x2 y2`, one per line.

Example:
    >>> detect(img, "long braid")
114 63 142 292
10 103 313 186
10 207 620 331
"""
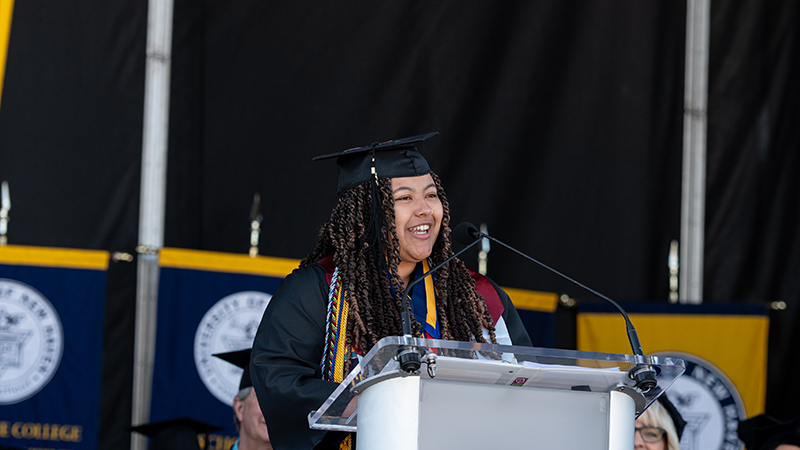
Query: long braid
304 173 497 357
428 173 497 343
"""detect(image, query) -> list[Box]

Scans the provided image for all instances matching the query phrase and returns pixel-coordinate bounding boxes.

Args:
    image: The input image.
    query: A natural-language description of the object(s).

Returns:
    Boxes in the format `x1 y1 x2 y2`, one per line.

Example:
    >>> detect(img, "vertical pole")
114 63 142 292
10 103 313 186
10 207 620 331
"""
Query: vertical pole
132 0 173 446
680 0 710 304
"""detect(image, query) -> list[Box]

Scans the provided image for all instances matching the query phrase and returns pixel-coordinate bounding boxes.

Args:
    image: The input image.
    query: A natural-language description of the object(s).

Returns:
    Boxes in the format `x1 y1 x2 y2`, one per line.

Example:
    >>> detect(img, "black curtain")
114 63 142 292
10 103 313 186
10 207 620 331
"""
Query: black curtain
1 0 799 448
706 0 800 420
166 1 686 302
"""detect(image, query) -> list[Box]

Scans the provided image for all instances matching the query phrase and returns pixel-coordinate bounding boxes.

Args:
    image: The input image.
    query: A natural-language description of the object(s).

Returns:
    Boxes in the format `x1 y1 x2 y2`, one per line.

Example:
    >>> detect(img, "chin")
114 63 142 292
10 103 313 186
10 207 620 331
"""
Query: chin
412 247 435 261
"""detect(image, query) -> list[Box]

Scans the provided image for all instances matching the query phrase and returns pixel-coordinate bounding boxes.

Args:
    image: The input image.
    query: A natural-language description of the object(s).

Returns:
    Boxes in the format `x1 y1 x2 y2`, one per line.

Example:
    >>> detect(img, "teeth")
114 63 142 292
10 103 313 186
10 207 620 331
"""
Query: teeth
409 225 430 233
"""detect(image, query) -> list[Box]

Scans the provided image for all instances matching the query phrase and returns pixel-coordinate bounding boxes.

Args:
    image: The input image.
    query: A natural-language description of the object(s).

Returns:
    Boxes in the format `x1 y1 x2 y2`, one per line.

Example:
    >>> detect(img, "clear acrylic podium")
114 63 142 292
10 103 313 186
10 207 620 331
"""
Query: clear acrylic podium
309 336 685 450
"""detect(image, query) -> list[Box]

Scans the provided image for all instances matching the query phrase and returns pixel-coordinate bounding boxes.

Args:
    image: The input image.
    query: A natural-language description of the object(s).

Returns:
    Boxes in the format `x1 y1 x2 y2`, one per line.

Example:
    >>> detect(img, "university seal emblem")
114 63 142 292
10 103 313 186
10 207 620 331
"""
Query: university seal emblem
0 279 64 405
194 291 271 404
655 352 745 450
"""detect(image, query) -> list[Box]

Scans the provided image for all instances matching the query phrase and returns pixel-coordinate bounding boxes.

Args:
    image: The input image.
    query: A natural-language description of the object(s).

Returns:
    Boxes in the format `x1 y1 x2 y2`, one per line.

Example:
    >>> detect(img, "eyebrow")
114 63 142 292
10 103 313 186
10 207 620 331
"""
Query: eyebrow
392 183 437 195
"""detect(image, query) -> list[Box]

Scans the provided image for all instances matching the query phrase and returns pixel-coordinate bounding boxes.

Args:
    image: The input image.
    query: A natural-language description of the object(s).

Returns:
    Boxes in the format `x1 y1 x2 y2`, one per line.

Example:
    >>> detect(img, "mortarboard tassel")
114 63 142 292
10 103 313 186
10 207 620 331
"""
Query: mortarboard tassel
364 147 388 274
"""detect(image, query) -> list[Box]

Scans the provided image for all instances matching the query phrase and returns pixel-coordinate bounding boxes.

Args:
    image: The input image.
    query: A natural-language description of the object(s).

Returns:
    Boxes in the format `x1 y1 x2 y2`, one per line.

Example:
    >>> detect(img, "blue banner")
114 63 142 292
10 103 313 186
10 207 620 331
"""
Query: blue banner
0 245 108 450
150 248 297 449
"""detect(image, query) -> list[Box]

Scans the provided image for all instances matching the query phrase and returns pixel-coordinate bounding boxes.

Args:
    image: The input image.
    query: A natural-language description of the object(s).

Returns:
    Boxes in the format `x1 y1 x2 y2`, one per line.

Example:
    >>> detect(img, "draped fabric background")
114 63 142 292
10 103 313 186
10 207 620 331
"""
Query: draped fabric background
0 1 797 448
705 0 800 420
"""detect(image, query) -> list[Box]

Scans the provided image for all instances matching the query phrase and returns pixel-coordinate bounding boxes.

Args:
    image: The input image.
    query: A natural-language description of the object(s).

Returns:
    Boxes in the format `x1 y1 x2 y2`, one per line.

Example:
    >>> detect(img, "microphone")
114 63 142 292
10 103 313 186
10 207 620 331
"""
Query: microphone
451 221 479 245
397 222 484 373
454 223 657 392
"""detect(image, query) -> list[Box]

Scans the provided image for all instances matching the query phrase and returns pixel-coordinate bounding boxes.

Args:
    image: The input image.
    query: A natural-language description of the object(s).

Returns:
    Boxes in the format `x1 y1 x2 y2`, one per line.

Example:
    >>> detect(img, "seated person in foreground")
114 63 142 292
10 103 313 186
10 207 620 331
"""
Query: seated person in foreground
635 394 686 450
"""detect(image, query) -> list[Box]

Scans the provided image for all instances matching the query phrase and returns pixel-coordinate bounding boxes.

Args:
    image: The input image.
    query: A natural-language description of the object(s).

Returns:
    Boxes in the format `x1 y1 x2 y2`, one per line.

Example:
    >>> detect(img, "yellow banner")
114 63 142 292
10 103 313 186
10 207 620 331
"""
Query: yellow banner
159 247 300 277
577 310 768 417
0 244 109 270
159 247 558 312
503 286 558 313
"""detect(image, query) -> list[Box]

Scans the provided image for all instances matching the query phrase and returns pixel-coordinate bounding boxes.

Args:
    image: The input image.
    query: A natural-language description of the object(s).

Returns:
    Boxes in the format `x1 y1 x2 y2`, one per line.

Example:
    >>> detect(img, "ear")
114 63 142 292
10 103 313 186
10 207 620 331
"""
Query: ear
233 395 245 422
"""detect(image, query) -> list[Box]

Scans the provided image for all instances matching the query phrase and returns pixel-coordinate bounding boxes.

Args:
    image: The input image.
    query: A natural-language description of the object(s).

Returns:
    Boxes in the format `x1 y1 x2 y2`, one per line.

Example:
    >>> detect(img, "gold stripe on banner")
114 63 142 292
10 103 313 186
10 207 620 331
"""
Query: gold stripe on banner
159 247 300 277
0 244 109 270
577 312 769 416
159 249 560 312
504 287 559 312
0 0 13 110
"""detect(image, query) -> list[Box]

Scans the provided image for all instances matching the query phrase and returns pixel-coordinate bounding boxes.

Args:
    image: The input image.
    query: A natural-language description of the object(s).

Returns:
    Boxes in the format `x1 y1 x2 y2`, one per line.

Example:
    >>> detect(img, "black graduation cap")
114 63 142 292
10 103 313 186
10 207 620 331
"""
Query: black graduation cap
738 414 800 450
131 417 223 450
212 348 252 390
657 394 687 440
313 132 438 194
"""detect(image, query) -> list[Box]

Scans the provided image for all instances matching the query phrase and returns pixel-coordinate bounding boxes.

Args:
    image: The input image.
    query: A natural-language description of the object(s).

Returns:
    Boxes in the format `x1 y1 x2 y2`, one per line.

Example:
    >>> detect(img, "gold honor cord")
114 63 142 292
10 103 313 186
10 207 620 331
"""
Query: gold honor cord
0 0 13 112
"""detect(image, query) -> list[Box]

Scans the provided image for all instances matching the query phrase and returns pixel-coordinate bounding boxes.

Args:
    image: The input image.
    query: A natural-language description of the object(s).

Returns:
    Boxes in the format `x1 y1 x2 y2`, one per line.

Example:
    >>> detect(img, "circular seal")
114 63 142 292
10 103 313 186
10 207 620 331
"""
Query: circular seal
194 291 271 405
0 279 64 405
654 352 745 450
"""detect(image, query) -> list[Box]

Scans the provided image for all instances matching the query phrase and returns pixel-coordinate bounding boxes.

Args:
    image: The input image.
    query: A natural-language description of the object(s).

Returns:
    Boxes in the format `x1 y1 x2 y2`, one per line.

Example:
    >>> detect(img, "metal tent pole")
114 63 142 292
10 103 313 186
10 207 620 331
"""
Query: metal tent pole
132 0 173 446
680 0 711 304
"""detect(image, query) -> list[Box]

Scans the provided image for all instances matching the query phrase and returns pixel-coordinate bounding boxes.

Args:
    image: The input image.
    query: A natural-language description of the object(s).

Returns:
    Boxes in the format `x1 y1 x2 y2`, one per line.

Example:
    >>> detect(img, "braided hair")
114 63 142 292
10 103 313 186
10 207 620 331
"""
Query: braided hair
302 173 497 355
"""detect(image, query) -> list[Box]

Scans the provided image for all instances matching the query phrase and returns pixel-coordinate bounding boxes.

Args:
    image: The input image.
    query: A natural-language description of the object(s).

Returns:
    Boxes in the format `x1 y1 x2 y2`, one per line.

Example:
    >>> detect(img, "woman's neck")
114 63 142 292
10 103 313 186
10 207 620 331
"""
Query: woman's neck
398 261 416 287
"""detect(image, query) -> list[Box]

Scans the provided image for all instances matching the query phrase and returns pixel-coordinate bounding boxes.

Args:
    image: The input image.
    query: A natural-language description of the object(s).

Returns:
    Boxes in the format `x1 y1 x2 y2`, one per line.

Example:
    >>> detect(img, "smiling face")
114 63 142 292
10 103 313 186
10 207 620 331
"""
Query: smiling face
391 174 443 282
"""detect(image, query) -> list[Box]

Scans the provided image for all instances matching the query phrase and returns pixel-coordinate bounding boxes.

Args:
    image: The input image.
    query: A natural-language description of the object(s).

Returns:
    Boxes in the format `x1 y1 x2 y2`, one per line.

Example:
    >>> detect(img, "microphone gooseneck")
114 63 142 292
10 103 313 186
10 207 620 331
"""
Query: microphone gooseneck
455 222 657 391
397 222 484 373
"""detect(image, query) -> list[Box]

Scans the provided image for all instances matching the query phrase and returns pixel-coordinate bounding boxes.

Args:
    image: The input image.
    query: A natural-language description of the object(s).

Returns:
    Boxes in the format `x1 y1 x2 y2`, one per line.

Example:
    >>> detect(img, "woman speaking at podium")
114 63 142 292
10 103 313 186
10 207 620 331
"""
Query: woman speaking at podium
250 132 532 450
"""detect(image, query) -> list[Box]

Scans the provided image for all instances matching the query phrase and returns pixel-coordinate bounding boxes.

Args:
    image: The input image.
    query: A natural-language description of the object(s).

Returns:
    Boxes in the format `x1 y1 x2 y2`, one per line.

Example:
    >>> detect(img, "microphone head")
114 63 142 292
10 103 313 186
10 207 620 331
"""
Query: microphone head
452 222 481 244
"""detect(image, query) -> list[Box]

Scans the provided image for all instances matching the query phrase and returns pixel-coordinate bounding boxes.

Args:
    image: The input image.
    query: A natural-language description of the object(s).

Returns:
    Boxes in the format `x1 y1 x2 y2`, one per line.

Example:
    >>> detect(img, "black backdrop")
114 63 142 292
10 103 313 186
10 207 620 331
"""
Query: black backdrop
0 1 798 448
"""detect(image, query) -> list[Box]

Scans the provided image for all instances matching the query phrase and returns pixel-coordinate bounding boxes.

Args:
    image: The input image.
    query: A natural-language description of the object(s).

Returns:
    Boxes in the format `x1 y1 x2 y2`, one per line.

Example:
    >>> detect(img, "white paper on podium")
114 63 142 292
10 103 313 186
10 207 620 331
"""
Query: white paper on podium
517 360 628 390
421 355 520 384
419 355 627 391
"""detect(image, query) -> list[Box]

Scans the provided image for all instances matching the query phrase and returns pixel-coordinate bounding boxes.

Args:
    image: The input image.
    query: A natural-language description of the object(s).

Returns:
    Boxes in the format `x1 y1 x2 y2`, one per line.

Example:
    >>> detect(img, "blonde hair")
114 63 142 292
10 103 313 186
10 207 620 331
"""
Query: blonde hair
637 400 681 450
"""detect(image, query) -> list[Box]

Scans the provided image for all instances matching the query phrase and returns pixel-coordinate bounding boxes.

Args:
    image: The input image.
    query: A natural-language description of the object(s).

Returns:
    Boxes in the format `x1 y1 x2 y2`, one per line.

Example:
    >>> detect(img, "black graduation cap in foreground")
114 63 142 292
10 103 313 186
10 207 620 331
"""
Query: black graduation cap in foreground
738 414 800 450
313 131 438 194
657 394 687 440
212 348 252 390
131 417 223 450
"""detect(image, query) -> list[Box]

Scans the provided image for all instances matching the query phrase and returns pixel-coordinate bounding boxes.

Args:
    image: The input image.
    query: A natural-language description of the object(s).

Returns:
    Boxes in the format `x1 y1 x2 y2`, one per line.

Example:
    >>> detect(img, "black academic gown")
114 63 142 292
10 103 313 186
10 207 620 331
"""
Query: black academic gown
250 262 533 450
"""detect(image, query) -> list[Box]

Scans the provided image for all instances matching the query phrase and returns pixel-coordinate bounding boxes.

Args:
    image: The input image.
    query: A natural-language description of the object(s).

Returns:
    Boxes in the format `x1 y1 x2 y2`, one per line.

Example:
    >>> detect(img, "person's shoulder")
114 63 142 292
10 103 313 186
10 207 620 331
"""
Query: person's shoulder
467 268 485 282
467 268 503 296
285 255 333 278
279 261 328 290
272 255 337 298
263 262 330 320
463 268 508 321
288 261 328 277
